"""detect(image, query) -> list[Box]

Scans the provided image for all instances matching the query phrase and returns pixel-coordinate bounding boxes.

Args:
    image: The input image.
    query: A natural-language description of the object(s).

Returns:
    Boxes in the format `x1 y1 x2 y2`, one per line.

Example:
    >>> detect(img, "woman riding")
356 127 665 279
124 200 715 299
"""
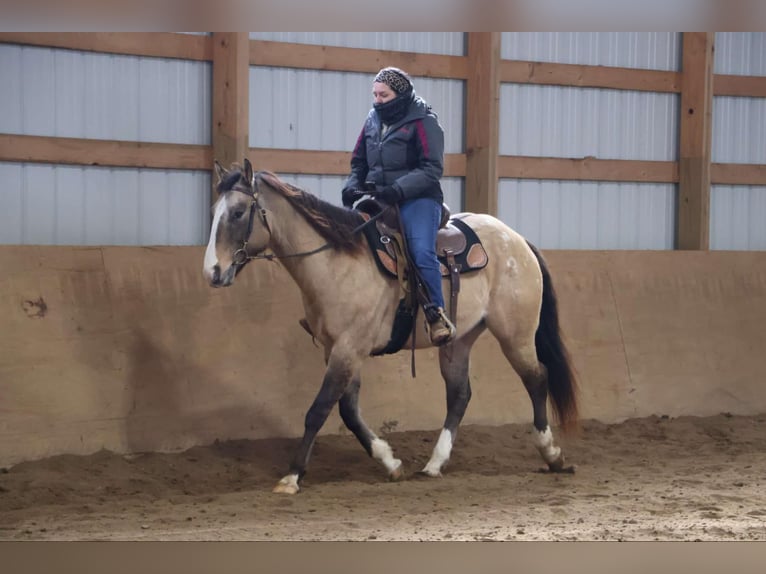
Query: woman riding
342 66 456 346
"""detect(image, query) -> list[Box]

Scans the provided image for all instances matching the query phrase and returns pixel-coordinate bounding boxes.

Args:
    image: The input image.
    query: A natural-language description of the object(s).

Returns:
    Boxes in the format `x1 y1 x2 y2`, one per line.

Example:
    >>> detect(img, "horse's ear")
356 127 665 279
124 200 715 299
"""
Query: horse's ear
214 160 228 184
243 158 254 186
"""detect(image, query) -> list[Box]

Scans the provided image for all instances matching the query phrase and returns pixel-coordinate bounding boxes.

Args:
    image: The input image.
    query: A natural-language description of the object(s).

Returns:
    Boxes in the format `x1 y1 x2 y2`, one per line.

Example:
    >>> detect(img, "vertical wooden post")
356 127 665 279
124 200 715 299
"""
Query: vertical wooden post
677 32 714 250
212 32 250 202
464 33 501 215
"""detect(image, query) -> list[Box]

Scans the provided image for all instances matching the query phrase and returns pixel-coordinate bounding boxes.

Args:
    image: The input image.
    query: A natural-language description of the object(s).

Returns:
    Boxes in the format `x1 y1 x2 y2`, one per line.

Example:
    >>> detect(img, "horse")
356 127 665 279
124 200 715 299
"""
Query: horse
203 159 579 494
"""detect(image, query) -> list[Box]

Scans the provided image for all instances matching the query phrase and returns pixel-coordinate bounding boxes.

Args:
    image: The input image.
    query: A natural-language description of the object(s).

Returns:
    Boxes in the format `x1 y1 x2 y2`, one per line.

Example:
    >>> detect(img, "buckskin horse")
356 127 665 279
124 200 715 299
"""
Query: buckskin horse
203 159 579 494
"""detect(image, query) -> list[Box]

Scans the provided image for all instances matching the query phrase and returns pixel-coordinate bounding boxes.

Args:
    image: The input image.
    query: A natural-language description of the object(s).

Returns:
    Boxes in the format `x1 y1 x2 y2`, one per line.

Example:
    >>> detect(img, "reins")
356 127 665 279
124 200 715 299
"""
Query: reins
231 180 390 264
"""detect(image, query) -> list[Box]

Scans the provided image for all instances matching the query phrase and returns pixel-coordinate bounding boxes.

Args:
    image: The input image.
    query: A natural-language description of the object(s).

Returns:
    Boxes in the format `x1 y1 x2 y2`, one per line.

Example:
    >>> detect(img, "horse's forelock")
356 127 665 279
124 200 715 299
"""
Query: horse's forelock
218 170 247 193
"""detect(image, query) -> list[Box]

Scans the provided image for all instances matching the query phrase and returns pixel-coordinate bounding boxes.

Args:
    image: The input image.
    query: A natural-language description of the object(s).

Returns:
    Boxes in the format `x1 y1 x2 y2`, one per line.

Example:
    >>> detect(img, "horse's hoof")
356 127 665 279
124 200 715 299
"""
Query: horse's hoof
418 467 443 478
273 475 300 494
273 482 300 494
544 457 576 474
388 461 404 482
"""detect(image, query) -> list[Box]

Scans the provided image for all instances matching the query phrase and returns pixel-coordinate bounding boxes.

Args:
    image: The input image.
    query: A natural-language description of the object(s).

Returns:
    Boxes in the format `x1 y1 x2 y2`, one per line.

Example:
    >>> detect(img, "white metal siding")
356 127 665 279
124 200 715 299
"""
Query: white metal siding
715 33 766 76
0 43 212 246
249 32 465 56
250 36 466 211
498 32 682 250
250 68 464 154
502 32 681 71
711 33 766 250
711 185 766 250
0 44 211 144
0 162 211 246
500 84 678 161
498 179 675 250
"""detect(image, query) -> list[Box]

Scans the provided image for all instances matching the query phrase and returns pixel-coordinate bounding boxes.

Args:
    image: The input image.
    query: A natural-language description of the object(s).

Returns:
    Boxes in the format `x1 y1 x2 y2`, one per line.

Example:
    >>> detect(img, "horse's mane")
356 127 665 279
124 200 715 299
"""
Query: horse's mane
255 170 366 254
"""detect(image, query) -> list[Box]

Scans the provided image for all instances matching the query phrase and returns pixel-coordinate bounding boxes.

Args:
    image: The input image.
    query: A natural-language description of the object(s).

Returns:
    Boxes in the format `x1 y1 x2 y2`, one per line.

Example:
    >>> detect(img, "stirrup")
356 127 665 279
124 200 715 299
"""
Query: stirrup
425 306 456 346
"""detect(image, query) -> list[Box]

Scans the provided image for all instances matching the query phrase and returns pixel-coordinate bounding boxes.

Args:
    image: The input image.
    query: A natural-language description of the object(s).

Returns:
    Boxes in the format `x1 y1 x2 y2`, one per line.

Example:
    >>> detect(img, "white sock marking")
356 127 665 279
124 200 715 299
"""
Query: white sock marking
371 438 402 475
423 428 453 475
532 426 561 463
275 473 299 491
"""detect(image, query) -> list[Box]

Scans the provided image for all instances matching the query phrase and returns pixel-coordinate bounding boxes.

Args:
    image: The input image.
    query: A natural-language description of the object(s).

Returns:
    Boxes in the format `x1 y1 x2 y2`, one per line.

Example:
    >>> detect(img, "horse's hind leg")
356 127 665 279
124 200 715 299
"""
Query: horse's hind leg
339 376 403 481
421 321 486 477
500 341 570 472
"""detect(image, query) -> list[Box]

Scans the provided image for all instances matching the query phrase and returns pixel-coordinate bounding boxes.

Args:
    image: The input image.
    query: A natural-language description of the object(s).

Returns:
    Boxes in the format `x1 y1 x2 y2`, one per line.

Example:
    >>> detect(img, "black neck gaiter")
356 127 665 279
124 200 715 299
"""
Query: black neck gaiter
374 90 414 125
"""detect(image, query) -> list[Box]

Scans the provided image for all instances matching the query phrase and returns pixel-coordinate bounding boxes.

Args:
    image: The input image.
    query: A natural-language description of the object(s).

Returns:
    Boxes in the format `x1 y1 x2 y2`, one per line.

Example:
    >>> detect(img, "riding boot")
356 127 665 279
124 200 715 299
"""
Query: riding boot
423 304 456 346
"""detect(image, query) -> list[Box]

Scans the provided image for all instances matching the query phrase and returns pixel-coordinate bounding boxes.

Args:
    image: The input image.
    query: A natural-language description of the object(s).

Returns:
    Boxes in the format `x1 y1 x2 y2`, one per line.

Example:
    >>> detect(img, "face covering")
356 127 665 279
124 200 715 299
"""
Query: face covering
374 90 414 125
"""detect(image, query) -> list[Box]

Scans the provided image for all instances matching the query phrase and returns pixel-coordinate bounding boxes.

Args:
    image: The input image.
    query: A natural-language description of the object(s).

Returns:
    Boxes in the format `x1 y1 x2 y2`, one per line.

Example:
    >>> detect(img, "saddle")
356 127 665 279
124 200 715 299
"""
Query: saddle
356 199 489 280
355 199 489 360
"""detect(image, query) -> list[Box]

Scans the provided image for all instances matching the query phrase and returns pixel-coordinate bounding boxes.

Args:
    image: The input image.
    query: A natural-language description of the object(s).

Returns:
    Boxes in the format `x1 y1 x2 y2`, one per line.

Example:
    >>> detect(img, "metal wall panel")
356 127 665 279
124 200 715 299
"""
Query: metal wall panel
715 32 766 76
497 32 682 250
498 179 675 250
250 62 466 211
0 43 212 246
500 84 679 161
502 32 681 71
0 162 211 246
711 33 766 250
250 68 464 153
0 44 211 144
711 185 766 250
249 32 465 56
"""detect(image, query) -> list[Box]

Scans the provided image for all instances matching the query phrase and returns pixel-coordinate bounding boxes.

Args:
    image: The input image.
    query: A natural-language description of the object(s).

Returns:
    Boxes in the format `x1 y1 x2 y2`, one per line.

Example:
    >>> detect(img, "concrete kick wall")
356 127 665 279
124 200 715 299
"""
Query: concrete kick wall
1 246 765 467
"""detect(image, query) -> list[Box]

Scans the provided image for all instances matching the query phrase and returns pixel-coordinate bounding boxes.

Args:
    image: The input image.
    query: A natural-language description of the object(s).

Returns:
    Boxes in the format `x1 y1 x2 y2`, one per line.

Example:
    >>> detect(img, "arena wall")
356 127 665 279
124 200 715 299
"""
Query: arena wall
1 246 764 467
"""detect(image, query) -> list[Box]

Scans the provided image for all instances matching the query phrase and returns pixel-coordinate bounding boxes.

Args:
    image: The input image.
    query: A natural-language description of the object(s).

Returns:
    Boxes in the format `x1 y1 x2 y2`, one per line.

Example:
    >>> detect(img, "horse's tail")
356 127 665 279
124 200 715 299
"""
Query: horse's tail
526 241 580 434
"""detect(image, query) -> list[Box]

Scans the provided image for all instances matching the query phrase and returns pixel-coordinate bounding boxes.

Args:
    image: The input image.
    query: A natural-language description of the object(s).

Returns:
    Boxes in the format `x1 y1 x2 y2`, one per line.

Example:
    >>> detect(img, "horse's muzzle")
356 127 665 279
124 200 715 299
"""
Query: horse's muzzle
207 264 236 288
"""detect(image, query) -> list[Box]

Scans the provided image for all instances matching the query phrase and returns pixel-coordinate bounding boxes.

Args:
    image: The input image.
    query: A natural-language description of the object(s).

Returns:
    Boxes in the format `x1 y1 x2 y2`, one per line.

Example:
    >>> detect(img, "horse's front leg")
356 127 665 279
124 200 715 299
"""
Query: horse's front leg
273 353 354 494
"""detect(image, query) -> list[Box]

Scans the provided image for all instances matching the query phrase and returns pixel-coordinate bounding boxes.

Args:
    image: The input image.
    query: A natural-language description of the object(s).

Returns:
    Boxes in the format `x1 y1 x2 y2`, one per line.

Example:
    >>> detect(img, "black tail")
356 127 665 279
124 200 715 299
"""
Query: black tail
527 241 579 433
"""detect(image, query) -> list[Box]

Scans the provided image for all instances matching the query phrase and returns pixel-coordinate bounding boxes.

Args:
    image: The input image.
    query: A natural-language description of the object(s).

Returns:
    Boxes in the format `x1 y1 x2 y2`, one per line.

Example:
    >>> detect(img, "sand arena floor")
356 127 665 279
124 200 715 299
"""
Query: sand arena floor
1 413 765 541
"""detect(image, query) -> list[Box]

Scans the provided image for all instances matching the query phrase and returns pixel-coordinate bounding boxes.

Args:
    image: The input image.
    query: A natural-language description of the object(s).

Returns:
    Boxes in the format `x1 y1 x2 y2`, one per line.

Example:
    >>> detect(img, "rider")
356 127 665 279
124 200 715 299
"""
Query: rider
342 66 455 346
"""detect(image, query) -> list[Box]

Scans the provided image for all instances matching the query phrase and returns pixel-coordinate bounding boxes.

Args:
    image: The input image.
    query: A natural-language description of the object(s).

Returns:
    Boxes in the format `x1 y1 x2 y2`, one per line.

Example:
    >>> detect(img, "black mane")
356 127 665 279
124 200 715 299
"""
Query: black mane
255 171 366 253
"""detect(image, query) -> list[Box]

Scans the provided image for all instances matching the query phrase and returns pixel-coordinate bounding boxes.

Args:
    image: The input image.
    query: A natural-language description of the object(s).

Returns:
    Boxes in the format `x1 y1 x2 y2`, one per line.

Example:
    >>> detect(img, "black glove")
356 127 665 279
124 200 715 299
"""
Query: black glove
342 187 362 208
374 185 403 204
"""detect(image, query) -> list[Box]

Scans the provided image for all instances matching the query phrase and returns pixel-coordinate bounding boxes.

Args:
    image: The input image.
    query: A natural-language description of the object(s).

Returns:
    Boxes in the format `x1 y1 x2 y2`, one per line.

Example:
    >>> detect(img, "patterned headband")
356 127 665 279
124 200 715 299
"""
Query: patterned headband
374 68 413 94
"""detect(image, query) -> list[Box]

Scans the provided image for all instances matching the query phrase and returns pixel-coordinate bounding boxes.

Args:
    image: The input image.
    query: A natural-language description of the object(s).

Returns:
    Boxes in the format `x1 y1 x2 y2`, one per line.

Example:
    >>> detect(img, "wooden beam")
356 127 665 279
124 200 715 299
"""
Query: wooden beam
248 149 466 177
712 163 766 186
464 33 501 215
0 32 212 61
212 33 250 192
498 156 678 183
250 40 468 79
714 74 766 98
0 134 211 170
677 33 714 250
501 60 681 93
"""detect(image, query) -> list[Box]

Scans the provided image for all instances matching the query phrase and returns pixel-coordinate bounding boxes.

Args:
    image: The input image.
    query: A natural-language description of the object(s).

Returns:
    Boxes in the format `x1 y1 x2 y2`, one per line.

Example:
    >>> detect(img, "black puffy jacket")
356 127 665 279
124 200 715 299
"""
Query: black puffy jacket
344 93 444 203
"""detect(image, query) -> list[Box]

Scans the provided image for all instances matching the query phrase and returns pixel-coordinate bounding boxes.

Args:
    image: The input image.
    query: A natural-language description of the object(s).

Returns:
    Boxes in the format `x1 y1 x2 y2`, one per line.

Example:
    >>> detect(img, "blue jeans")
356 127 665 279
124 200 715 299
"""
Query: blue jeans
399 197 445 309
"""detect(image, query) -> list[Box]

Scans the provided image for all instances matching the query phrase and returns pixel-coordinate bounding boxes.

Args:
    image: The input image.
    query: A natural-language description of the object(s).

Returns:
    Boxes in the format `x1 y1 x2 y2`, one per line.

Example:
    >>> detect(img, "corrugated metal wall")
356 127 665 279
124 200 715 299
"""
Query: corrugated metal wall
711 32 766 250
499 32 681 250
249 32 465 211
0 43 212 245
2 34 763 249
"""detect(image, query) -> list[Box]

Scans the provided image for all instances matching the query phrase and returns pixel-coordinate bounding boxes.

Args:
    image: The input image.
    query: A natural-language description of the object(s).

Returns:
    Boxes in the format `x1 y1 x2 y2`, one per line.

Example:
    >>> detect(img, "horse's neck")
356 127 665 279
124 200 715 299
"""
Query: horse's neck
261 189 339 290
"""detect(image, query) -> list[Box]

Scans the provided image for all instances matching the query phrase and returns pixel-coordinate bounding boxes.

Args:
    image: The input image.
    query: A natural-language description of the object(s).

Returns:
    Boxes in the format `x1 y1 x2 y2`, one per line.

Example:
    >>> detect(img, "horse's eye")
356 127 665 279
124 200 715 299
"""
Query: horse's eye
233 210 245 219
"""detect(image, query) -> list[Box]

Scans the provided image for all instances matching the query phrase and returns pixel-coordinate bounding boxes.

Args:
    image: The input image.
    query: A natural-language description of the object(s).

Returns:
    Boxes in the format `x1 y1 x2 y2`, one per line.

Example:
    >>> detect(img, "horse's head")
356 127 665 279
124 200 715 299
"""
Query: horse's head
203 158 270 287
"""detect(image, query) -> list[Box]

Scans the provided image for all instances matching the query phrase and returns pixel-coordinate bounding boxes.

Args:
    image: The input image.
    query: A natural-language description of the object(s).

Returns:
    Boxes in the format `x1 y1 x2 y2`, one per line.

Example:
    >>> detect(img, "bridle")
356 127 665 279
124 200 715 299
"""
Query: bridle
228 175 389 265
